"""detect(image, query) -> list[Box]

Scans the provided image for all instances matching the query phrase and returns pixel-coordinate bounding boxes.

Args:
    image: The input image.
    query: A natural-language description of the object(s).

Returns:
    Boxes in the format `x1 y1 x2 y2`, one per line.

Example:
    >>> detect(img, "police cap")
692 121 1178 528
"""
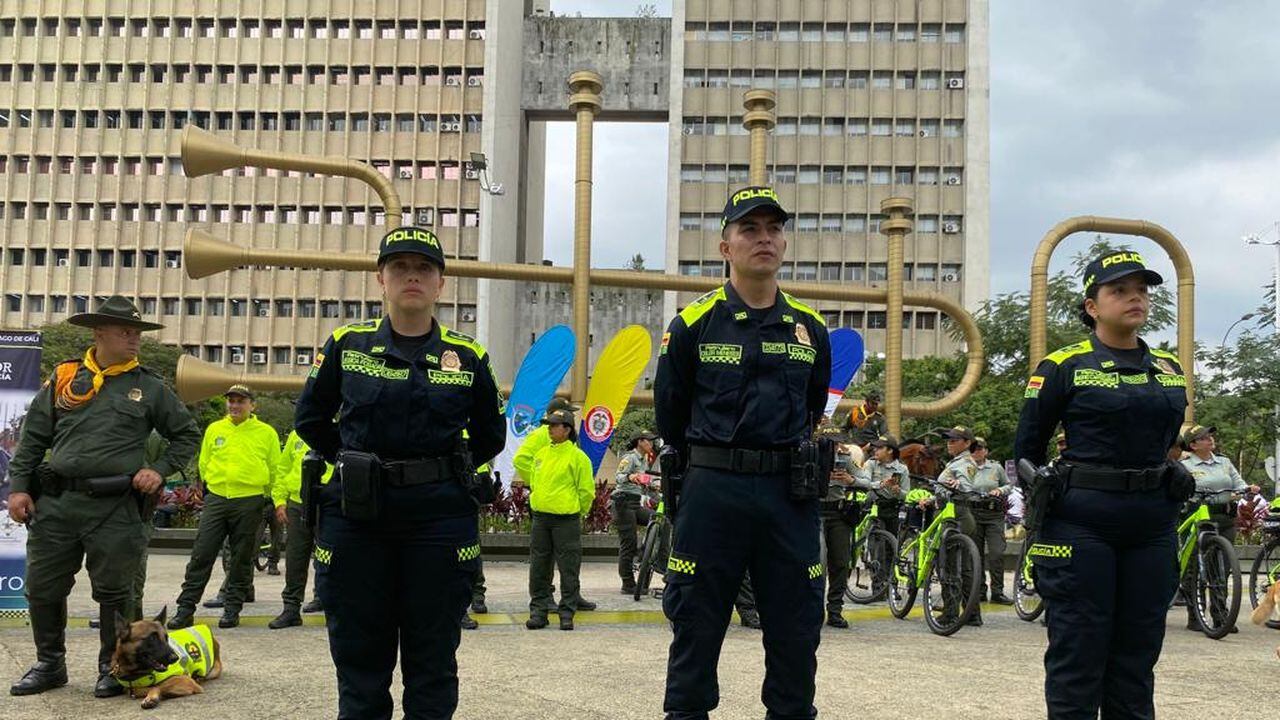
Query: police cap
869 434 900 450
547 397 579 413
721 186 791 228
377 226 446 271
224 384 255 400
942 426 974 441
541 409 576 427
1082 251 1163 294
1182 424 1216 446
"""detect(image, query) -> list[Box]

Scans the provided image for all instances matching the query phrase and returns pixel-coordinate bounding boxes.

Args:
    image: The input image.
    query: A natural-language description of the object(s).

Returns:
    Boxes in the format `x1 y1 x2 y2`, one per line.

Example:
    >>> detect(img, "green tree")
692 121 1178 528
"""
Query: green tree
611 407 656 454
626 253 646 271
1195 330 1280 487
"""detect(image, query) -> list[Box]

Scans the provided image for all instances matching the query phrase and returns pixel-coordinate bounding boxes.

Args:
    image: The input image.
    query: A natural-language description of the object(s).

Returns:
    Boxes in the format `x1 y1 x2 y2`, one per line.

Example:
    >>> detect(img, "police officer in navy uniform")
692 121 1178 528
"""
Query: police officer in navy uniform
295 226 505 720
656 186 832 720
1014 251 1190 720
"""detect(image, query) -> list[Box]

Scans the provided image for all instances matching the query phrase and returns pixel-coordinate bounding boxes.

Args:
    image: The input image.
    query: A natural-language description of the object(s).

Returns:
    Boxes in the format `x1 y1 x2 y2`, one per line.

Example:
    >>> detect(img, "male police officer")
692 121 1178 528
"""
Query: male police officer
170 384 281 630
655 186 832 719
7 296 200 698
843 390 887 445
295 226 505 720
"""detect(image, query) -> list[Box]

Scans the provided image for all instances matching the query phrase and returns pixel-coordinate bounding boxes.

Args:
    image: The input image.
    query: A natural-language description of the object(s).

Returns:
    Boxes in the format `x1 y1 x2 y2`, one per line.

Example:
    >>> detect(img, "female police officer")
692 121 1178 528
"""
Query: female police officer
1014 251 1190 719
295 226 505 720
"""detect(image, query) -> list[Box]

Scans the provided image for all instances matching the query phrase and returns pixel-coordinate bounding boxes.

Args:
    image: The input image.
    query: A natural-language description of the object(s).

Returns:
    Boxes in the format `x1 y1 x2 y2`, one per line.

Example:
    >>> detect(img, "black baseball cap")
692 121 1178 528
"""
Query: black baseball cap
224 384 255 400
377 226 446 270
721 186 791 228
541 409 576 427
1082 251 1163 293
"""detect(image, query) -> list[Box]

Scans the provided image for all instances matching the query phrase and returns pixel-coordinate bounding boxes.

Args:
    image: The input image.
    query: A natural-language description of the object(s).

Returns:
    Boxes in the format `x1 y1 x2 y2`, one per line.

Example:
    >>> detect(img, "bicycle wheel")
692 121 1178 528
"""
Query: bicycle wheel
1191 533 1242 640
922 531 982 637
253 528 271 572
846 528 899 604
888 530 919 619
635 520 662 601
1248 536 1280 610
1014 542 1044 623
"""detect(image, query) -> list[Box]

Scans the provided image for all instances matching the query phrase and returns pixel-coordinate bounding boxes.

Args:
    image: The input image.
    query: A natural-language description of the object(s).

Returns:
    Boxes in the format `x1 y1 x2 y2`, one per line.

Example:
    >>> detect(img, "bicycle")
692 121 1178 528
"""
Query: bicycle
634 499 672 601
844 491 900 604
887 479 983 636
1012 540 1045 622
1248 509 1280 612
1176 491 1242 640
253 522 278 572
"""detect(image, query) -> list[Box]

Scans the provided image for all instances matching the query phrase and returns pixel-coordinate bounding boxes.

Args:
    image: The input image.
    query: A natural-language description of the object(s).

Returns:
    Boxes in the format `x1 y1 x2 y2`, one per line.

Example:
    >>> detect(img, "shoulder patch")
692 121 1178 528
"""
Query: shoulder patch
678 287 727 327
440 324 487 359
1149 348 1181 368
782 293 825 325
1045 339 1093 366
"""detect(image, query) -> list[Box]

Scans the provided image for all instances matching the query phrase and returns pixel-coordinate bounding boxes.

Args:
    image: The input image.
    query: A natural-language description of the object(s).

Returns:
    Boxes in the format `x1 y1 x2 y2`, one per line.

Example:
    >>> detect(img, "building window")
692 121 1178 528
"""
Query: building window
941 264 962 282
916 264 938 282
945 24 966 43
844 215 866 232
921 24 941 43
207 299 224 316
162 298 179 315
867 311 887 329
185 298 202 315
868 264 888 282
298 300 316 318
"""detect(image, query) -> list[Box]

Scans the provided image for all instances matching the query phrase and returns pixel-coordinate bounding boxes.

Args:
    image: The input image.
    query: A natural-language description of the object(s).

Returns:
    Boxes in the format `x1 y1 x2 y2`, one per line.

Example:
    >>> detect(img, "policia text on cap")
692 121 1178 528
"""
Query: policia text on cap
294 226 506 720
1014 251 1193 719
655 187 833 720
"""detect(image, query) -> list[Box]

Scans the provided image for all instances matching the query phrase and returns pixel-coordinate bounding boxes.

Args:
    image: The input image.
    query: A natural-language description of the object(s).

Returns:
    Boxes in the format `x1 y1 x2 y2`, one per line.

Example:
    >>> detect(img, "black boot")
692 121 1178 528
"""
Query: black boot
268 607 302 629
94 604 125 698
167 606 196 630
9 603 68 696
826 611 849 629
302 598 324 614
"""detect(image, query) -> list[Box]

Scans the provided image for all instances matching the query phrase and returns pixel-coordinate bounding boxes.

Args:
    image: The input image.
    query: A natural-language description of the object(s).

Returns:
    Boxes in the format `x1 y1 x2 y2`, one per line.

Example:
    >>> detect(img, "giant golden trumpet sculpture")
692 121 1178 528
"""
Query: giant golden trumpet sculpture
177 78 988 435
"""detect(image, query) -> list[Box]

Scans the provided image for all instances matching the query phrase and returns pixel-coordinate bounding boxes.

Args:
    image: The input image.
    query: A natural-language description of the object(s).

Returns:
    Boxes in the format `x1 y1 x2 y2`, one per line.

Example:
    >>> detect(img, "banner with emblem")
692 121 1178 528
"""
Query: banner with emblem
0 330 42 616
579 325 653 475
492 326 575 488
825 328 865 421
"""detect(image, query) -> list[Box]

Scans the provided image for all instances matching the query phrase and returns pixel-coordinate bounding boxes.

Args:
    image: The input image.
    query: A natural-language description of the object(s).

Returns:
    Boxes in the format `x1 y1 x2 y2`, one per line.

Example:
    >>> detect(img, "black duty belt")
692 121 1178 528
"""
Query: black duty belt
689 445 792 474
380 457 460 487
968 497 1004 512
1062 463 1165 492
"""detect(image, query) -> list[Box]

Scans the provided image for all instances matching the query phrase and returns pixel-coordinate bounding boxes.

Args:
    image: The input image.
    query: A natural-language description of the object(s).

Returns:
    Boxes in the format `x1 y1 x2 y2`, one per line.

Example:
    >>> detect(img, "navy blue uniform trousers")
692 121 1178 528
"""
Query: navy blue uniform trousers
1033 487 1179 720
663 466 824 720
314 481 479 720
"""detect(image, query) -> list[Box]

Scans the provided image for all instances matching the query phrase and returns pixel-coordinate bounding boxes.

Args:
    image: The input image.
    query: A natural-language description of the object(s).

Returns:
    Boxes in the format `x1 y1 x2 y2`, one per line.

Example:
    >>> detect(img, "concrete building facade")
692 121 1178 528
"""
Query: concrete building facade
0 0 988 385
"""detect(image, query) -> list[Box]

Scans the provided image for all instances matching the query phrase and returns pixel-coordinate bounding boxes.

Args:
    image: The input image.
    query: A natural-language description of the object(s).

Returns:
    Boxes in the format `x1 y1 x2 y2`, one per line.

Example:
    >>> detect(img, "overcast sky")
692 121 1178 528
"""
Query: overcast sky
542 1 1280 346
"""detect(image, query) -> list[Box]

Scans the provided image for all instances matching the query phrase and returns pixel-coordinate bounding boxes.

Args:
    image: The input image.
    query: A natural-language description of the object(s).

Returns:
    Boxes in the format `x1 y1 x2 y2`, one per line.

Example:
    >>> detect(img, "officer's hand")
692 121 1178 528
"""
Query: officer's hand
1249 485 1261 495
8 493 35 524
830 469 852 485
988 489 1003 497
132 468 164 494
275 506 288 527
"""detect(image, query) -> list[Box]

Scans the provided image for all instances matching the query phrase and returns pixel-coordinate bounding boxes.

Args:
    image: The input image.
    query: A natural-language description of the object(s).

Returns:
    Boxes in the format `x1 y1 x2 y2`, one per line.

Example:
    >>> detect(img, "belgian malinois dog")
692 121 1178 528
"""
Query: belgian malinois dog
109 607 222 709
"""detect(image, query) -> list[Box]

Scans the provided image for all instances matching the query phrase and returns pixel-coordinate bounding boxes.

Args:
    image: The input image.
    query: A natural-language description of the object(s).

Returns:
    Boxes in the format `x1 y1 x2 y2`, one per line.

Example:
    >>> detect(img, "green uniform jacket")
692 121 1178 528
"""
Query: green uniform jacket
970 460 1011 497
272 430 335 507
938 450 977 493
8 360 200 494
528 441 596 517
198 415 281 499
613 449 658 497
512 425 552 483
855 459 911 501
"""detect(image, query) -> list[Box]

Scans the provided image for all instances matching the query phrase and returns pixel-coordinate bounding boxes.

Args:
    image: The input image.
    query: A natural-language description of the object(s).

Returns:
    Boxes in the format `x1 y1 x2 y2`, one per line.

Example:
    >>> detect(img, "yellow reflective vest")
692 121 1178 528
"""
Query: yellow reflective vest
198 415 281 499
116 625 216 689
528 440 596 517
273 430 334 507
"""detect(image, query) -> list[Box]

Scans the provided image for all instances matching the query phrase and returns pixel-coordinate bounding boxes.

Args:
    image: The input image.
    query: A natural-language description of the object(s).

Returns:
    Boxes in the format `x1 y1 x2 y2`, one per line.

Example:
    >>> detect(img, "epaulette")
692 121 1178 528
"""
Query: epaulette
331 319 379 343
782 292 825 325
678 286 727 327
1044 339 1093 366
441 325 487 358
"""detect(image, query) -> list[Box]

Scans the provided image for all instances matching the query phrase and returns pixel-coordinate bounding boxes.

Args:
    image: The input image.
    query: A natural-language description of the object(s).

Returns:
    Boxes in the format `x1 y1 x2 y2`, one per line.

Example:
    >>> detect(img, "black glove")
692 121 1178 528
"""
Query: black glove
470 468 500 506
1164 460 1195 503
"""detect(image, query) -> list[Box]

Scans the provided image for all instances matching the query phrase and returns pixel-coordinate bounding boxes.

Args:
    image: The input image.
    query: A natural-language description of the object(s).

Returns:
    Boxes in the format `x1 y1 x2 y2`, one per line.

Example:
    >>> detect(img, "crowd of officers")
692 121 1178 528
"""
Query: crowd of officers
4 188 1275 720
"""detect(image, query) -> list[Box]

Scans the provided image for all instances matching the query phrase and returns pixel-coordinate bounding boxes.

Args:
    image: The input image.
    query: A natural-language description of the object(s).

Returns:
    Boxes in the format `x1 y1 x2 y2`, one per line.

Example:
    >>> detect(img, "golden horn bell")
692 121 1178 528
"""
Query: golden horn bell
176 355 311 404
181 126 247 178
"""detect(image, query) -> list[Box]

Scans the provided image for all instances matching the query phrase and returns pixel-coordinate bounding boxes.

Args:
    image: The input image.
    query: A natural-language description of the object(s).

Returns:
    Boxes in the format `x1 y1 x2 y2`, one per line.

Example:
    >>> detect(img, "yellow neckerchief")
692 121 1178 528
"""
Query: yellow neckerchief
54 347 138 411
850 404 873 429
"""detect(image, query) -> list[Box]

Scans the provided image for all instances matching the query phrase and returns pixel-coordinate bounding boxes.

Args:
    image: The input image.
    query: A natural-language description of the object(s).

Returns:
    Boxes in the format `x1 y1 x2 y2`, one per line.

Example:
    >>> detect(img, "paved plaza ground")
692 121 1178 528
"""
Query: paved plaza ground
0 554 1273 719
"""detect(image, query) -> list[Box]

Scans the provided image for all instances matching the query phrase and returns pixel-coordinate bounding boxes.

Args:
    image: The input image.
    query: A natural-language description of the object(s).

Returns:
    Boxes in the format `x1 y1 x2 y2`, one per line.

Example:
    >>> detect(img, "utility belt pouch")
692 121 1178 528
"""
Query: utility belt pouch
658 446 684 517
1023 465 1061 533
85 474 134 498
337 450 381 522
789 441 822 501
300 451 326 530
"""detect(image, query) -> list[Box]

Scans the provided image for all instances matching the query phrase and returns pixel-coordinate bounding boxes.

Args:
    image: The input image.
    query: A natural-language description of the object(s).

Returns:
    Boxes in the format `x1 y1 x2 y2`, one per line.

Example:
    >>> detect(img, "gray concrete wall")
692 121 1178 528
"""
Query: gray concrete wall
963 0 992 315
521 16 672 121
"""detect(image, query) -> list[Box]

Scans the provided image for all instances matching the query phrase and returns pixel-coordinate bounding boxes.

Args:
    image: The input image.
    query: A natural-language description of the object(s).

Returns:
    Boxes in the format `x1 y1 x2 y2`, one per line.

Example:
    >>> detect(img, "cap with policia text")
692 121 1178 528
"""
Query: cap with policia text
377 226 446 270
721 186 792 228
1082 251 1164 293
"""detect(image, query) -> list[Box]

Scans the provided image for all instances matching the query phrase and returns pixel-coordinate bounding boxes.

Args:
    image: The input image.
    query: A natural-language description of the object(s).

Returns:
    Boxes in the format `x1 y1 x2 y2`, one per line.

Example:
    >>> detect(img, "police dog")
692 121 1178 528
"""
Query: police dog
1252 580 1280 659
110 607 222 709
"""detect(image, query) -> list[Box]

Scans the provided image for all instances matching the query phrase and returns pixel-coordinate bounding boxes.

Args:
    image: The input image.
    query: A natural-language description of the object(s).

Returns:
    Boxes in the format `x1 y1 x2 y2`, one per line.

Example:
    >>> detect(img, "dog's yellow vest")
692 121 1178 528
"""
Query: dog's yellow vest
116 625 215 689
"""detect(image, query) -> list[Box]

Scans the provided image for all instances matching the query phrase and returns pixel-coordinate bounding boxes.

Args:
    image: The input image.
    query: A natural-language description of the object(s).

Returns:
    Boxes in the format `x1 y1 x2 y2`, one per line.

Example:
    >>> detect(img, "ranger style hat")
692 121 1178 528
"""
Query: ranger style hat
721 186 791 228
1182 424 1216 446
1082 251 1164 293
67 295 164 331
869 433 900 450
971 436 989 450
942 426 975 442
541 409 576 427
224 384 255 400
377 226 446 270
547 397 579 413
627 430 659 450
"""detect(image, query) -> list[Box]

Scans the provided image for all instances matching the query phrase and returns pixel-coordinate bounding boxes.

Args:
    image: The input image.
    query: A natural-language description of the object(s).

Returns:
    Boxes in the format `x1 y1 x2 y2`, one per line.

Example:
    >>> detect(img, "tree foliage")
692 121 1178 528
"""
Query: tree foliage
1195 331 1280 486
